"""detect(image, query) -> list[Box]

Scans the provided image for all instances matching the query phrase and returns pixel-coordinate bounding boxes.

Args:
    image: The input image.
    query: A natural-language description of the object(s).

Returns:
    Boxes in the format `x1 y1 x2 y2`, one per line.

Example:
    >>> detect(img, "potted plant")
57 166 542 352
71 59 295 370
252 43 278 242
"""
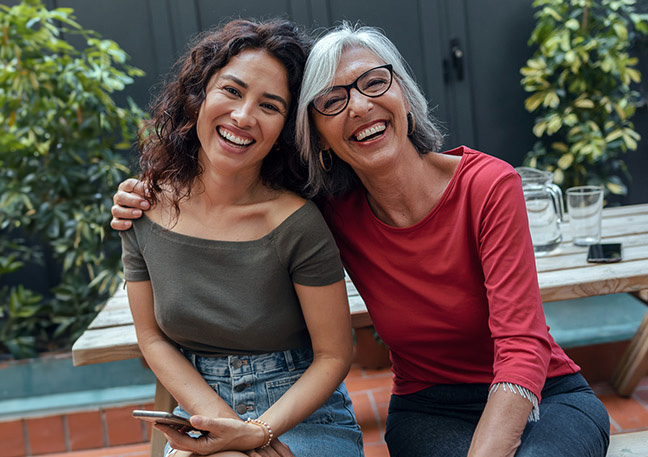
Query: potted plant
0 0 144 359
520 0 648 197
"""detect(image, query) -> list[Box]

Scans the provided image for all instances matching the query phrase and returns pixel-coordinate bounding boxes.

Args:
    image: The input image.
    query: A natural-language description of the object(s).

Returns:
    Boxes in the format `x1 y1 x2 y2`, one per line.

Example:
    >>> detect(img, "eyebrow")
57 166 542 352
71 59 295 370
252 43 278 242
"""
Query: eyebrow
222 74 289 110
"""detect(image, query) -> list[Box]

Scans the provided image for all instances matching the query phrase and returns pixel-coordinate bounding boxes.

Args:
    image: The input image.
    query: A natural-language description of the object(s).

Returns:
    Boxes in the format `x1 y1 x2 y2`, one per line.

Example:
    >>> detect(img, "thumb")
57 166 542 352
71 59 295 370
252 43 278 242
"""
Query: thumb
189 415 212 429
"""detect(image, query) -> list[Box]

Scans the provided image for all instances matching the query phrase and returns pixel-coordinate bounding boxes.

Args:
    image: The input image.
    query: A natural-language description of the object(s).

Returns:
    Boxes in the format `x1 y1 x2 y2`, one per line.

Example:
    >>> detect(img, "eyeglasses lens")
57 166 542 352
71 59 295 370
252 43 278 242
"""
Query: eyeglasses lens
313 66 392 116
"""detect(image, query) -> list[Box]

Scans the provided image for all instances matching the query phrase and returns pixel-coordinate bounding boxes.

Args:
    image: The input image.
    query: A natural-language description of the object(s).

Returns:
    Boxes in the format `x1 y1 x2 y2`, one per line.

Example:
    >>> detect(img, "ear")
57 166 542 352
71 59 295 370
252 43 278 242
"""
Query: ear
317 136 331 151
404 101 412 117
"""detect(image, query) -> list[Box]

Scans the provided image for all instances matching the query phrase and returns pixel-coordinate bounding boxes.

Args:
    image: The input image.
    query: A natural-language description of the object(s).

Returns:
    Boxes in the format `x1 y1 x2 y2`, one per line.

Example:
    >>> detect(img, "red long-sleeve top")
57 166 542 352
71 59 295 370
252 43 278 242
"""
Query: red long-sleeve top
323 147 579 401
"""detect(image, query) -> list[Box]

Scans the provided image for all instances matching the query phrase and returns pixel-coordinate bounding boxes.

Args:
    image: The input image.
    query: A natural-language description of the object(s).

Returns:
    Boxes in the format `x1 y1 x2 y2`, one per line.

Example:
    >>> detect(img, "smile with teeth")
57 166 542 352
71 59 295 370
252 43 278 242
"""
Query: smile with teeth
354 122 386 141
218 127 253 146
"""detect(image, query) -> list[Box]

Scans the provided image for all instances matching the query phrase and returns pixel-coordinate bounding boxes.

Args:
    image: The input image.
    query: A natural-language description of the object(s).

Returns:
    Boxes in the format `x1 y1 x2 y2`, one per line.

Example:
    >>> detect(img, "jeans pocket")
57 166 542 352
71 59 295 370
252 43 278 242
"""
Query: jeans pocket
266 373 335 424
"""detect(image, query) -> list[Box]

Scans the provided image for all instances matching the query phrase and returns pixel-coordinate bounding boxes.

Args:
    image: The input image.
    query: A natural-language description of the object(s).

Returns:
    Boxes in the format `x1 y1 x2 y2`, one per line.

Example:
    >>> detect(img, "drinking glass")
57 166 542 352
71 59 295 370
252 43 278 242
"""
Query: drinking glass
566 186 604 246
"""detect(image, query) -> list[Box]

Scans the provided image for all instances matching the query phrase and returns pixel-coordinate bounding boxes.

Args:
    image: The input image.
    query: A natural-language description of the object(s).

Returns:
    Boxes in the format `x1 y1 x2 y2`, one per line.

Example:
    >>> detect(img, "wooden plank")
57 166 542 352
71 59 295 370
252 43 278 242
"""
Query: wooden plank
88 306 135 330
346 276 371 327
550 217 648 253
539 259 648 302
87 285 131 330
556 211 647 248
536 238 648 273
607 430 648 457
601 213 648 234
72 325 141 366
600 203 648 218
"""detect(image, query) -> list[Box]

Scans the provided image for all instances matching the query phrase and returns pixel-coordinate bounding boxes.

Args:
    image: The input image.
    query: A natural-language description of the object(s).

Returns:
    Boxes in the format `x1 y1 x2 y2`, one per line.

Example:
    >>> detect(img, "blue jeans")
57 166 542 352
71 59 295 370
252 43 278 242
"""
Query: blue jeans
385 373 609 457
165 346 364 456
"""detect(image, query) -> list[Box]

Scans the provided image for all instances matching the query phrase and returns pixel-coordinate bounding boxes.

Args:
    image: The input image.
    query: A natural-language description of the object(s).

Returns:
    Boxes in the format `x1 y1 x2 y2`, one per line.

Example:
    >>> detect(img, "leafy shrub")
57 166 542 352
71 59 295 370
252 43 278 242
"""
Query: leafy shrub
0 0 144 358
521 0 648 195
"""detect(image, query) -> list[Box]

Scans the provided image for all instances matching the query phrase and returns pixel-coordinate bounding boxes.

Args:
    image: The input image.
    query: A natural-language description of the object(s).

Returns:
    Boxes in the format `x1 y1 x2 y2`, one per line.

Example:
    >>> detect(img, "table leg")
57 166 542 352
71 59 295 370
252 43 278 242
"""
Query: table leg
150 379 177 457
612 292 648 396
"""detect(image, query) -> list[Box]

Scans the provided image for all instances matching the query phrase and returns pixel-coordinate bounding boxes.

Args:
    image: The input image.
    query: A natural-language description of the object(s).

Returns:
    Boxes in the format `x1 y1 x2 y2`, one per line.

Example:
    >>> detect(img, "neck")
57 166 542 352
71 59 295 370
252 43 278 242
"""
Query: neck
194 167 267 209
358 151 458 227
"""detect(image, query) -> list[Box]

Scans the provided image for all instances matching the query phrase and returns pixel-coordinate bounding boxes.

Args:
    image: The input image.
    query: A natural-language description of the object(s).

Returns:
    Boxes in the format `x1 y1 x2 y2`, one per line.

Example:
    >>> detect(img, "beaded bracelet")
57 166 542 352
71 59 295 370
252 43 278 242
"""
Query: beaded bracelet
245 418 274 449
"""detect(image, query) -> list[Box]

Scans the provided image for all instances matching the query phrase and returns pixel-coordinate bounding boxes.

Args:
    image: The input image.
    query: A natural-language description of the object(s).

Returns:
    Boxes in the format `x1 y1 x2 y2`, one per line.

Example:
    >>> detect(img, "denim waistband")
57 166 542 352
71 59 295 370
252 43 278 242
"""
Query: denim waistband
181 346 314 377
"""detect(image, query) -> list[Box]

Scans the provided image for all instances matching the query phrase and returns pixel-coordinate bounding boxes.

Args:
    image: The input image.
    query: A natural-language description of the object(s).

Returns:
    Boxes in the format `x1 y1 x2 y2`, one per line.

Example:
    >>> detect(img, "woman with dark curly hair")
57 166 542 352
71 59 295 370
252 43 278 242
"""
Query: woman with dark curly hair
119 18 363 457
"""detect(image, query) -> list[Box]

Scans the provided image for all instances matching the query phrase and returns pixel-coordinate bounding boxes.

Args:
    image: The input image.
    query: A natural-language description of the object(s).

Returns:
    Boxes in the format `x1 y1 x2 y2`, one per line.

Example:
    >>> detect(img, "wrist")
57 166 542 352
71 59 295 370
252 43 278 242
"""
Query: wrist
245 418 273 449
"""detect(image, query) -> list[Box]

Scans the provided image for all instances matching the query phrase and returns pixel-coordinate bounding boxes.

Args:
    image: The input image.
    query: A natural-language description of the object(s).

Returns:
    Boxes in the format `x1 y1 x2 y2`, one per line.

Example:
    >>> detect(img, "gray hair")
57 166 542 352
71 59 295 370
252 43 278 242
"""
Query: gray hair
296 21 445 198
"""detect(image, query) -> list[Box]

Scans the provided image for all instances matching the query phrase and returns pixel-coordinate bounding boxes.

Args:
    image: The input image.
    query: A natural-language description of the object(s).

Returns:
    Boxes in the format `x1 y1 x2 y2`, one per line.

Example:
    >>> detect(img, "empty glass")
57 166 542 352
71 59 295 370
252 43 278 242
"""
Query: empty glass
566 186 604 246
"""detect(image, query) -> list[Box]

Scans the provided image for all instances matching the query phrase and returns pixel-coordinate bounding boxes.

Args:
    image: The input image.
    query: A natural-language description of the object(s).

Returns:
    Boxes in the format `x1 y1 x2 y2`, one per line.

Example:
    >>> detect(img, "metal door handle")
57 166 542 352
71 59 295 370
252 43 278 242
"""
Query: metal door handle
450 38 464 81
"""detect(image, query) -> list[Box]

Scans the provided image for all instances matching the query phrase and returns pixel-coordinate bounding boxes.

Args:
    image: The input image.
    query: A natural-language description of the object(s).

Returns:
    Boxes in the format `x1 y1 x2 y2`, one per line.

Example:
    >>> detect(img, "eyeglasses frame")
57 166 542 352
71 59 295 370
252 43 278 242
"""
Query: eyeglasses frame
310 64 394 116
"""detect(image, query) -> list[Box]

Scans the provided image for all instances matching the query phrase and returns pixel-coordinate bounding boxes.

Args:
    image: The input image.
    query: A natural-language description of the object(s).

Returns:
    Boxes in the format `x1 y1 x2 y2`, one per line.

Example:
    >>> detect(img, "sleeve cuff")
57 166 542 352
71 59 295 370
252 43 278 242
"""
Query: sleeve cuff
488 382 540 422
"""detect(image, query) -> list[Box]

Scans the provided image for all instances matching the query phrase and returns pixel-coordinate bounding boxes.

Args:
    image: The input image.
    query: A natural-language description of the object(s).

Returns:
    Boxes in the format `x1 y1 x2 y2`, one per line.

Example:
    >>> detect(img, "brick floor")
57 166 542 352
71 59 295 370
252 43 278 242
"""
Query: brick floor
32 364 648 457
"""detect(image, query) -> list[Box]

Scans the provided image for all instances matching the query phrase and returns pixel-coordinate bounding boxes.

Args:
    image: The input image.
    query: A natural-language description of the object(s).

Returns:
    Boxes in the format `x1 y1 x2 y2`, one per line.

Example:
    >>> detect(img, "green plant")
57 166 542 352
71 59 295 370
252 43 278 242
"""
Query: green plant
521 0 648 195
0 0 144 358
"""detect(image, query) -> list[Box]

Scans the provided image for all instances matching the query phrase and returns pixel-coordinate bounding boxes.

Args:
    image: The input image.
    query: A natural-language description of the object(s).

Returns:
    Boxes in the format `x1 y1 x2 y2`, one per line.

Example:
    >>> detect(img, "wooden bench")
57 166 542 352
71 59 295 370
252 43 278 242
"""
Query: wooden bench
607 430 648 456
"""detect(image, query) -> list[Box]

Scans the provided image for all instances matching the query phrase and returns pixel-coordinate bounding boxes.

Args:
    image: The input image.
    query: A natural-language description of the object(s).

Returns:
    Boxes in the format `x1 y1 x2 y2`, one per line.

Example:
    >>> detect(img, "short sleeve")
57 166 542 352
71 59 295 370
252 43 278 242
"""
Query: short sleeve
274 201 345 287
119 228 151 282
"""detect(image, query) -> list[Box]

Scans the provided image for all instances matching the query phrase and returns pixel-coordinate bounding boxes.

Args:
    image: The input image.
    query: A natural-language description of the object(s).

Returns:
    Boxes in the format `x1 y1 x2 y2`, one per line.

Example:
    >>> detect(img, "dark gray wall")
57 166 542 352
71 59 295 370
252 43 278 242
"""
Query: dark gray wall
5 0 647 203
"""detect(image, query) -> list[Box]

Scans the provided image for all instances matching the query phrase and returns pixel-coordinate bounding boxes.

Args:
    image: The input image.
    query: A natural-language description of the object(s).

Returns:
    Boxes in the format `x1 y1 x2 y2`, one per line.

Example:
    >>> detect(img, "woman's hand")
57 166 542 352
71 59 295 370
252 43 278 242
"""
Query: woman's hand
111 178 150 230
245 439 296 457
156 416 268 455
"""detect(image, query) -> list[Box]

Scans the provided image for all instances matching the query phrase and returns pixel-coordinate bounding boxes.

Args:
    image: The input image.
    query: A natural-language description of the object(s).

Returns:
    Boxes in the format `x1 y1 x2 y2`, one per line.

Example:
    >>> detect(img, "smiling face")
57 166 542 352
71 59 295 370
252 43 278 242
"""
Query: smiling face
312 47 412 176
196 49 291 178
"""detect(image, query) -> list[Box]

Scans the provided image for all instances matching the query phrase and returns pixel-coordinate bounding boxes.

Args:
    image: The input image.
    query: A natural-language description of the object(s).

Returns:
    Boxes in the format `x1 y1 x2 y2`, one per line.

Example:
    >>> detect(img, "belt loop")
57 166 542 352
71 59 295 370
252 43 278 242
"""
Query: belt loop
284 350 295 371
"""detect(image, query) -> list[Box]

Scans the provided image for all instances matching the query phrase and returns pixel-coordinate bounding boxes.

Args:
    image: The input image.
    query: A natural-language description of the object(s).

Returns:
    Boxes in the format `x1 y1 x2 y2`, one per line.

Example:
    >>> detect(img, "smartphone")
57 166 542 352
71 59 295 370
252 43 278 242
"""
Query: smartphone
132 410 204 434
587 243 622 263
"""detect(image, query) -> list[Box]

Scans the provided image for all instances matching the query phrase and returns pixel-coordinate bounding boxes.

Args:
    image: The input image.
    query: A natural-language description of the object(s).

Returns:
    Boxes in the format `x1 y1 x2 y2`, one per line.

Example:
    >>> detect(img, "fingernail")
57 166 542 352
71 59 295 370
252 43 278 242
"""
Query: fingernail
134 209 143 217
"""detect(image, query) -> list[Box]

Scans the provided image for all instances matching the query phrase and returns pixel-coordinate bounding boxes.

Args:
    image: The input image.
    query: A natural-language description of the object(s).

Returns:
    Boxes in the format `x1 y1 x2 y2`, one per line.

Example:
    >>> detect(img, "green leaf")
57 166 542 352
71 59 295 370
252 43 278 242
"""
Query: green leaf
542 6 563 21
543 91 560 108
565 18 580 30
533 121 547 137
605 129 623 142
622 132 637 150
0 0 145 357
557 153 574 169
573 98 595 109
613 22 628 41
525 92 546 112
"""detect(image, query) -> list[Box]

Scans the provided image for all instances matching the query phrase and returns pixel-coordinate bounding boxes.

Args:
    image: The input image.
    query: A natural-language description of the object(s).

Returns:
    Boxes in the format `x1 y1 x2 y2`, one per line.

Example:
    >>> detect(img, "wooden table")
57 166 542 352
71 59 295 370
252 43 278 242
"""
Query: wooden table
532 203 648 396
72 203 648 455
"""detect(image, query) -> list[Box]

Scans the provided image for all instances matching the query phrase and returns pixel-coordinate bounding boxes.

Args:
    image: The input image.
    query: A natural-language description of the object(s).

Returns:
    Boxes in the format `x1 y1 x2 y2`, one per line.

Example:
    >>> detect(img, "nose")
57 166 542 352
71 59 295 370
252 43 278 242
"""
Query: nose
230 100 256 128
346 88 373 117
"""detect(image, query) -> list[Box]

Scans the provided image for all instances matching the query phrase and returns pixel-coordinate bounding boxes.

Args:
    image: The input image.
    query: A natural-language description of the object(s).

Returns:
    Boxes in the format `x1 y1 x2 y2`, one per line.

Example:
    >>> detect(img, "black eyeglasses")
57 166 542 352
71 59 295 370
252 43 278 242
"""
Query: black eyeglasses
311 64 393 116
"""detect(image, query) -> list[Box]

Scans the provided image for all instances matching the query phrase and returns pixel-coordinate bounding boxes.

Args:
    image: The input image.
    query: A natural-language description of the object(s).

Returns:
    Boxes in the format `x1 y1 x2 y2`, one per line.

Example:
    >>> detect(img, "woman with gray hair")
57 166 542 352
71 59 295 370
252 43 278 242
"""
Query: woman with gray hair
111 21 610 457
295 22 609 457
296 24 444 198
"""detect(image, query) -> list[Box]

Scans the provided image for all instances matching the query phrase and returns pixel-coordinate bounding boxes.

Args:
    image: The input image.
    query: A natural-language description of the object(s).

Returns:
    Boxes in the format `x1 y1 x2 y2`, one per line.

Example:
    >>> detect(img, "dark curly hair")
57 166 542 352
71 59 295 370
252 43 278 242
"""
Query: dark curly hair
138 18 312 214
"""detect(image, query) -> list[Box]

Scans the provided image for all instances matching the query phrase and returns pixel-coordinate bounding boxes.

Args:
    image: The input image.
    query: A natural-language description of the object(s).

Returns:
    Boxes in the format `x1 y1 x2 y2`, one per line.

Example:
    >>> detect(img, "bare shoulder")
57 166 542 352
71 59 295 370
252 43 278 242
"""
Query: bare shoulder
142 190 175 228
266 191 308 228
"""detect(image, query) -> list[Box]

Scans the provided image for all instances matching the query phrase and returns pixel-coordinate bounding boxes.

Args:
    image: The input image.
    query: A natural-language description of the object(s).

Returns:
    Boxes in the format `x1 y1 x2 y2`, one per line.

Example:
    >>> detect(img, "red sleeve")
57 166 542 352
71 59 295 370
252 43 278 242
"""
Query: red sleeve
478 171 552 401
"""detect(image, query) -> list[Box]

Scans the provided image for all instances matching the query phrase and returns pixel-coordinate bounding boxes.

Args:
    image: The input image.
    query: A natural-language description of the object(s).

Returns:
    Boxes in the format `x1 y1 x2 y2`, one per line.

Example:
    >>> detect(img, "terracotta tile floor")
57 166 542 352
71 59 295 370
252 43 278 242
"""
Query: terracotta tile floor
40 365 648 457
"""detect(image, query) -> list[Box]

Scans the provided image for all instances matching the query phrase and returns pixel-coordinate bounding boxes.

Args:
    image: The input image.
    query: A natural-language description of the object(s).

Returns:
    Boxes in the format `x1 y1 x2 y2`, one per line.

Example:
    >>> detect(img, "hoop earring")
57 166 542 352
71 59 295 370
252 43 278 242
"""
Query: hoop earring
319 149 333 172
407 111 416 136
